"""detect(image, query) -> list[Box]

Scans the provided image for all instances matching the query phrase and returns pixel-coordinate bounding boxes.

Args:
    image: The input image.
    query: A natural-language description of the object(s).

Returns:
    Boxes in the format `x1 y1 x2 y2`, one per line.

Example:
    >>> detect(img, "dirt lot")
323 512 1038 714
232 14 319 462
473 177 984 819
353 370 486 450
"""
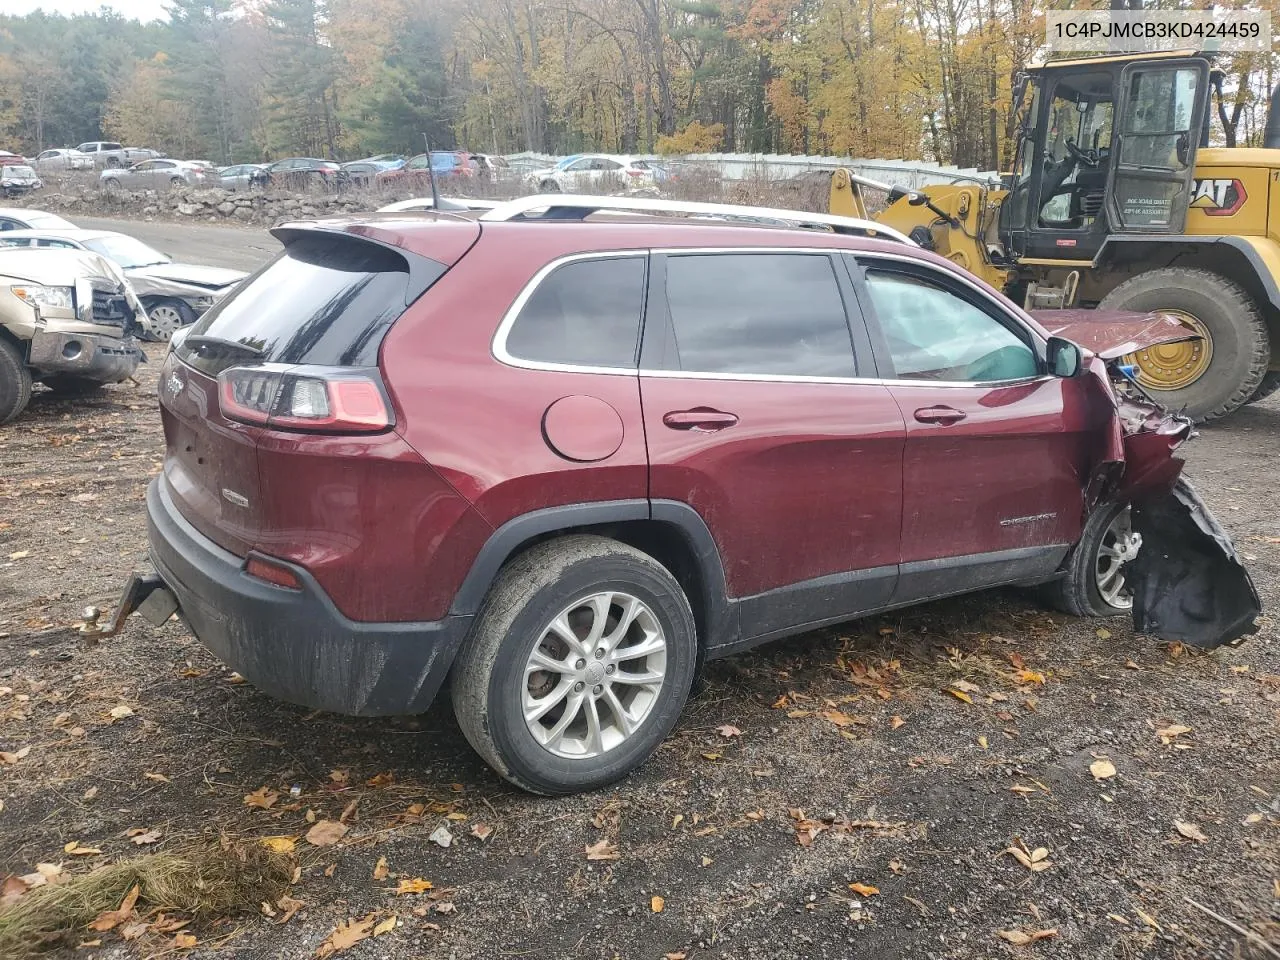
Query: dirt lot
1 352 1278 960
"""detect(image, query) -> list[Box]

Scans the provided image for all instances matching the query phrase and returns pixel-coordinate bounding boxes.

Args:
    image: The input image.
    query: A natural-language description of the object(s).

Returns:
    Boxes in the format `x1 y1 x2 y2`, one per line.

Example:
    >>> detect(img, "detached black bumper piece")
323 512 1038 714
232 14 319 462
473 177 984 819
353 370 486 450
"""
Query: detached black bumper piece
1130 478 1261 649
146 475 472 716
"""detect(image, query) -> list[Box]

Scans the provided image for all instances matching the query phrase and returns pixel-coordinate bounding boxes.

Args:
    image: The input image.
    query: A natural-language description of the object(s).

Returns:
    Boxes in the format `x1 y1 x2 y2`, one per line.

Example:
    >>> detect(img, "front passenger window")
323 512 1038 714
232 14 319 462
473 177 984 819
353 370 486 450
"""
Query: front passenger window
865 270 1038 382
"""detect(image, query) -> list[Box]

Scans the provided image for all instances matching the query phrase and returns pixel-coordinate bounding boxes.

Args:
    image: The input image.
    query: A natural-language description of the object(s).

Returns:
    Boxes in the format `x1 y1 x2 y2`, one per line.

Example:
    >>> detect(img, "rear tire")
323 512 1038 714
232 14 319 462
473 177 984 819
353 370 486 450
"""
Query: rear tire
143 298 196 341
1097 268 1267 422
451 535 697 795
1044 501 1138 619
538 179 561 193
0 338 32 424
1246 371 1280 405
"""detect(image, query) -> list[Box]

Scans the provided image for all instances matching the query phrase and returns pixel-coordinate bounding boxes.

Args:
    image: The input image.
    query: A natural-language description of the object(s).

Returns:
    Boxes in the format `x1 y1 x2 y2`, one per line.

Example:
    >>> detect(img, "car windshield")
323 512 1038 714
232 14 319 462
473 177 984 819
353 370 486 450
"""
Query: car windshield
554 155 581 170
4 166 34 177
81 235 170 269
23 212 75 229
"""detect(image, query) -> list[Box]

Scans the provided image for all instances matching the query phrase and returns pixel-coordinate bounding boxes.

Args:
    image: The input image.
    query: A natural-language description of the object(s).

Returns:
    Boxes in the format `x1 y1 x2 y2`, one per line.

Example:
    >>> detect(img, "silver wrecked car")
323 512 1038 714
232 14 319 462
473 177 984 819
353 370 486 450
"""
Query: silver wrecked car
0 228 246 339
0 246 146 423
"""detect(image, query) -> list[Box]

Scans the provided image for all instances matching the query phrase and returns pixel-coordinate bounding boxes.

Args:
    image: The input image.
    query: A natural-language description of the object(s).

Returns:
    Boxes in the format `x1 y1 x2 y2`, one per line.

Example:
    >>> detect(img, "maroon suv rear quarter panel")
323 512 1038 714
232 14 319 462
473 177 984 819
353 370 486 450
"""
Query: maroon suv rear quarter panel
381 225 657 533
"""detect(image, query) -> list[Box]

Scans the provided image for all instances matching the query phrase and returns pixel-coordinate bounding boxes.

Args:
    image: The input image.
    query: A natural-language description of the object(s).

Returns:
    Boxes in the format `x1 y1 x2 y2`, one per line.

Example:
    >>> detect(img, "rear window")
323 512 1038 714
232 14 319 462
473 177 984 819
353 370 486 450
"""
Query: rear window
177 234 442 374
503 256 646 368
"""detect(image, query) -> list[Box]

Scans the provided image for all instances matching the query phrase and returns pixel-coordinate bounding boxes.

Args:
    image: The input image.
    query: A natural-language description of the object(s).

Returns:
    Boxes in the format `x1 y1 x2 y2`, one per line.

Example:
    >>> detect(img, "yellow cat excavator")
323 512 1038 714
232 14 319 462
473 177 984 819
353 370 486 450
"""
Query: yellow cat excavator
829 50 1280 422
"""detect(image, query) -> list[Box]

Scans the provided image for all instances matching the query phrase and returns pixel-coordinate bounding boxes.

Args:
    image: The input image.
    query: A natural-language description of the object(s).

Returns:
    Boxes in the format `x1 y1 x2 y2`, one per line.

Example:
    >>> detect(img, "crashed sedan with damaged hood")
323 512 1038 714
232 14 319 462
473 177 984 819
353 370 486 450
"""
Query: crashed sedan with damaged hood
84 208 1259 794
0 228 246 340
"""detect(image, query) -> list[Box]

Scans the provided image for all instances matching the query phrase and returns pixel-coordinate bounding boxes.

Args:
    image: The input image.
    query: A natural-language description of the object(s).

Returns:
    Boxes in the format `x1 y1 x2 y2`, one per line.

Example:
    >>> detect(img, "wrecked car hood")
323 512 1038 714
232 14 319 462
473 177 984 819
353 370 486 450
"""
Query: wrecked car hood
1033 309 1200 360
128 262 246 290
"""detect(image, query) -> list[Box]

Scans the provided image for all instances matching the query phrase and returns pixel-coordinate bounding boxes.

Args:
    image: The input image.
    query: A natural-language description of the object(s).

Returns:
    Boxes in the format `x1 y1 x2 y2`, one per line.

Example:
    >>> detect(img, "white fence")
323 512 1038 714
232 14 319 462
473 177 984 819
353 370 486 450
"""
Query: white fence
505 151 1000 189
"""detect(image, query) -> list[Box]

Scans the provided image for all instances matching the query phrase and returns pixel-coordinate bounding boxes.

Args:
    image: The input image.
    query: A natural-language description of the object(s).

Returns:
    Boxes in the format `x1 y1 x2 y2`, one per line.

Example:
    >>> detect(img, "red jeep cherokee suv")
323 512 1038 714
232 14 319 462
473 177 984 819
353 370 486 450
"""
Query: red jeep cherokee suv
121 195 1257 795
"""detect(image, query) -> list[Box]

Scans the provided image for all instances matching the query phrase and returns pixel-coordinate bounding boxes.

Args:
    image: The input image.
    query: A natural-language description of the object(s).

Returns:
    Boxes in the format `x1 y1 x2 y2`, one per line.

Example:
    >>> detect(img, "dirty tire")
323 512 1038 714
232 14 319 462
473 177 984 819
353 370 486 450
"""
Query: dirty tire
0 338 32 425
538 179 561 193
1097 268 1267 422
1246 371 1280 405
1044 501 1132 619
451 535 697 795
41 376 106 396
143 298 196 341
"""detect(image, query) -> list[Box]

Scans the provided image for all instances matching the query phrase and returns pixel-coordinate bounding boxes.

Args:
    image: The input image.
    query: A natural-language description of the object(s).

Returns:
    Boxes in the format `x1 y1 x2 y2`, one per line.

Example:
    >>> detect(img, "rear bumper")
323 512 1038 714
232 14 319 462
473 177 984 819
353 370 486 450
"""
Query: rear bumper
145 476 472 716
29 331 143 382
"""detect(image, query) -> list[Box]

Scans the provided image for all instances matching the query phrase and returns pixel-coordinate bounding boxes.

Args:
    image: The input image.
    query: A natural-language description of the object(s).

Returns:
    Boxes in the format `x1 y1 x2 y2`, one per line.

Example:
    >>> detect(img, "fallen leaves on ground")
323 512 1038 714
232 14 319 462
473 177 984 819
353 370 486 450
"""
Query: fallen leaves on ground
316 916 376 957
997 928 1057 945
126 828 161 845
276 895 305 924
470 823 493 842
0 746 31 764
1155 724 1192 743
429 825 453 848
107 705 134 720
585 838 620 861
244 787 280 810
88 884 140 932
394 878 434 895
1173 819 1207 842
63 841 101 856
1004 840 1052 872
946 688 974 704
848 882 880 897
171 932 197 949
651 895 665 913
373 857 388 881
305 820 348 847
260 836 296 853
716 723 742 738
1089 759 1117 780
372 915 397 936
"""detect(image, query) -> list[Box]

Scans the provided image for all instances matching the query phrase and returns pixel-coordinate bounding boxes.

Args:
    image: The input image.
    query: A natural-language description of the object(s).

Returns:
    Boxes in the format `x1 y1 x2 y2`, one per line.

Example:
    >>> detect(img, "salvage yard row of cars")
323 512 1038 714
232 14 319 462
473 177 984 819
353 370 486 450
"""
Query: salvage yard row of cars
62 193 1259 797
0 207 246 423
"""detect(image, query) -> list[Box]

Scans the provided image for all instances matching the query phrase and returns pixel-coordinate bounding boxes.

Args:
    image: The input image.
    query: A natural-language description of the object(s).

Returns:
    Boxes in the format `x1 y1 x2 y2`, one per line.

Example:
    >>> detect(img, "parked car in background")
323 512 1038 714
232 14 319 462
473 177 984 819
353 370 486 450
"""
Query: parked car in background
528 154 656 192
251 158 348 191
340 160 383 187
1 165 42 197
0 150 29 166
0 245 145 423
0 207 77 231
217 163 265 191
187 161 218 174
351 153 406 169
75 142 159 168
100 159 212 191
102 194 1259 795
470 153 512 179
0 228 247 340
375 151 473 188
33 148 93 172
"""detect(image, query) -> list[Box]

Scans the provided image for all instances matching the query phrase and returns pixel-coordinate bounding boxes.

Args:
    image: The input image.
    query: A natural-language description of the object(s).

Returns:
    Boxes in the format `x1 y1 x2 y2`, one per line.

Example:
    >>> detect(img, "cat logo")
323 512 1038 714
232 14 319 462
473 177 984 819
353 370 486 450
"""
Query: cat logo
1190 178 1247 216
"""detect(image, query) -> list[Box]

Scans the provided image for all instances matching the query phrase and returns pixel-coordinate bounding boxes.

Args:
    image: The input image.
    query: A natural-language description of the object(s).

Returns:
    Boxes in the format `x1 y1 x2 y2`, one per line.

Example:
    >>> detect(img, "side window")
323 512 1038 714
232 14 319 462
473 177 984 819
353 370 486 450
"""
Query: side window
567 158 594 172
863 269 1038 382
662 253 854 377
0 219 18 231
505 256 646 368
36 239 75 248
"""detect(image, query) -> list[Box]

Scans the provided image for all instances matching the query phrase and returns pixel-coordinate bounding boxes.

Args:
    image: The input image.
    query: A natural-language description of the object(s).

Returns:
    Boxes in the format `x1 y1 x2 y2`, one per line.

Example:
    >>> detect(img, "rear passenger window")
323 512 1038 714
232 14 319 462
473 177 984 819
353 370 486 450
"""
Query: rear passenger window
505 256 646 368
663 253 855 377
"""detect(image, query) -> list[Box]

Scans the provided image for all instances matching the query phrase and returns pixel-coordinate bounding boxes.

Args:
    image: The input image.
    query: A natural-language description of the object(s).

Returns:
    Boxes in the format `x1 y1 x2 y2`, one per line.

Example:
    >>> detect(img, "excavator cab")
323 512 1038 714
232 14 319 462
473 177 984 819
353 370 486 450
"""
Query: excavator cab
1001 55 1211 262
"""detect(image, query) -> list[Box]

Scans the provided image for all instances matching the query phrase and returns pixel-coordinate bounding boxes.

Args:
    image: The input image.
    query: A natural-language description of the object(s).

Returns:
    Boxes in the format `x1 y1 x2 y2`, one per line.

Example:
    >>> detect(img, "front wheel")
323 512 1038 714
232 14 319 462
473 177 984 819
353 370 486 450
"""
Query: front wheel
538 179 561 193
1045 501 1141 619
143 298 196 341
451 535 697 795
0 338 33 424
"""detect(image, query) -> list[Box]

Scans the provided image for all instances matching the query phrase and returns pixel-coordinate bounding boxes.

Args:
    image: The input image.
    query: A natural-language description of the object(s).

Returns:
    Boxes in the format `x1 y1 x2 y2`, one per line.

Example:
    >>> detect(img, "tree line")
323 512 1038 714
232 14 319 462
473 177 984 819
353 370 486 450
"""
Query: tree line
0 0 1273 169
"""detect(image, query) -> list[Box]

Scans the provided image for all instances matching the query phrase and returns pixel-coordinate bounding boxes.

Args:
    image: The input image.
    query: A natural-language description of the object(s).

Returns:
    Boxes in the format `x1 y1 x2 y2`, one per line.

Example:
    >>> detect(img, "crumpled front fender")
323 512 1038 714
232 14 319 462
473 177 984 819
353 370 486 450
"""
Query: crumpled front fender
1128 479 1261 649
1077 356 1259 648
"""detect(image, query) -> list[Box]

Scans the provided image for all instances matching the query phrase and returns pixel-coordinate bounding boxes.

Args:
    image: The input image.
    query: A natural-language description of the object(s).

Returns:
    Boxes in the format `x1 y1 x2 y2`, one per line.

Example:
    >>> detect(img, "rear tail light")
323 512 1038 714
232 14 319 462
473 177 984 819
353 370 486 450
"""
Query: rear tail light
218 365 393 433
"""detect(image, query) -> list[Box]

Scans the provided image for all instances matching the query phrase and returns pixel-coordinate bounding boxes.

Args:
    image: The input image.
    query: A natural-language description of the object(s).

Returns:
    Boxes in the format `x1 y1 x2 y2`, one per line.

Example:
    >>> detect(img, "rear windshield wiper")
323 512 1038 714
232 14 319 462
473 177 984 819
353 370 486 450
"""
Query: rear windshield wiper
181 335 264 358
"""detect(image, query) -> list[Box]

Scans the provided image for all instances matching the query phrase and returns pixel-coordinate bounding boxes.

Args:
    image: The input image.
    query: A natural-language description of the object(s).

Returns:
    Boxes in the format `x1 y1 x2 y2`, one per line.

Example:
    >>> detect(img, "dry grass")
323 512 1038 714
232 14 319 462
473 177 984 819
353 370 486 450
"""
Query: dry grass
0 840 293 958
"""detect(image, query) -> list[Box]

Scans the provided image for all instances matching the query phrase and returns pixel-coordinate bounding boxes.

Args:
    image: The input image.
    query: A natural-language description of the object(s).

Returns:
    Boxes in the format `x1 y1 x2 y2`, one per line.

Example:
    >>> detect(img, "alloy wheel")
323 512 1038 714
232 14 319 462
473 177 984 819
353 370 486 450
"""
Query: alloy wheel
1095 507 1142 609
146 303 184 341
522 590 667 759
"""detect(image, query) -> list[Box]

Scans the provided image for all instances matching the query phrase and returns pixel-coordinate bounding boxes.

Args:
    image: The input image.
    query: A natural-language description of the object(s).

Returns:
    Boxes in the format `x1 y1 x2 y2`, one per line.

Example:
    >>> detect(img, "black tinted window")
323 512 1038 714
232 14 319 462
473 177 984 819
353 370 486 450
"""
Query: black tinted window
664 254 854 377
505 257 646 368
178 235 442 374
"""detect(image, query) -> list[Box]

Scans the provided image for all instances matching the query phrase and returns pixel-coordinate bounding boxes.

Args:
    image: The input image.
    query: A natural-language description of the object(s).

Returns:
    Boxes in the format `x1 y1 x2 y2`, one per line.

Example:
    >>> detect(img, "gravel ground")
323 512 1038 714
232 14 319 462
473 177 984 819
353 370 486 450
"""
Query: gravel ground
0 353 1277 960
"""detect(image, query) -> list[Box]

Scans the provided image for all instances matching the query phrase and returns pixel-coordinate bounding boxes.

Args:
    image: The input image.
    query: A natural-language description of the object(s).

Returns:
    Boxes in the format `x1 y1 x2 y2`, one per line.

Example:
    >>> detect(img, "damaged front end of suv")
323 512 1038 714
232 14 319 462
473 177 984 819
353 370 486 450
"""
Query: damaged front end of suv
1041 310 1261 649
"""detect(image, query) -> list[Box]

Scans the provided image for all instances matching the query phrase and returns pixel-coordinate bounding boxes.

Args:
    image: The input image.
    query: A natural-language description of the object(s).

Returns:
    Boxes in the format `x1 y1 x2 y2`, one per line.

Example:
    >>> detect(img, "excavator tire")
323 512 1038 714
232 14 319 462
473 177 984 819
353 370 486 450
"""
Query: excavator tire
1097 267 1267 422
1245 371 1280 405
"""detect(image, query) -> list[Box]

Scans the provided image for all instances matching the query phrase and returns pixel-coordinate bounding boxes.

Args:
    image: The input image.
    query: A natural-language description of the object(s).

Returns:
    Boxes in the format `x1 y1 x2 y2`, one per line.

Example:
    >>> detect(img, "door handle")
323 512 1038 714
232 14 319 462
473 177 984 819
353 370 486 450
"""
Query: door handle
662 408 739 431
914 405 967 425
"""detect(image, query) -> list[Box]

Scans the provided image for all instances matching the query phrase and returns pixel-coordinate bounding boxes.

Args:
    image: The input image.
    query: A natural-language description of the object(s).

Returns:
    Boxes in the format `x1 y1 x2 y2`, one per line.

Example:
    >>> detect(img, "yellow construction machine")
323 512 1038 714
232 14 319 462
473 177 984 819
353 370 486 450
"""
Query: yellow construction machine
830 51 1280 421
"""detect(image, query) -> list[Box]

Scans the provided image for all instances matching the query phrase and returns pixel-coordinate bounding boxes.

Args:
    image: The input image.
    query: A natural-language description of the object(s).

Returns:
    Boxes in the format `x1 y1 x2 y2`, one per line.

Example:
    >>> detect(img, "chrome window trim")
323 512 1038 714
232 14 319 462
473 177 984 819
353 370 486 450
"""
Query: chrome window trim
492 247 1051 390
